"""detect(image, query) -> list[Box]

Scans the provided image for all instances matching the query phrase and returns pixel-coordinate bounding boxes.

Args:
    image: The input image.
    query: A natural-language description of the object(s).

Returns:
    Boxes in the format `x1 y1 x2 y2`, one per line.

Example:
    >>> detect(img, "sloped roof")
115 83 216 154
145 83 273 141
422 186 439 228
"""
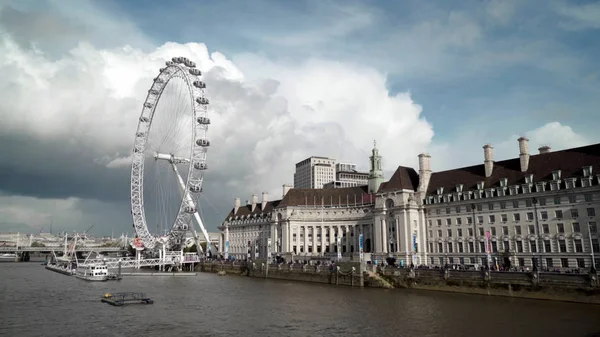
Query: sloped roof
278 185 374 207
225 199 282 219
378 166 420 193
426 143 600 195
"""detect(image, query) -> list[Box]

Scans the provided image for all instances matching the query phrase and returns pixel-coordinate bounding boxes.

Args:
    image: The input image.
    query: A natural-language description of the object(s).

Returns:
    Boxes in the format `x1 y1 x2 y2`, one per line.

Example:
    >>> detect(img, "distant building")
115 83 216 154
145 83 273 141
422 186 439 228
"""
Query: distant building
219 139 600 271
323 163 369 189
293 156 336 189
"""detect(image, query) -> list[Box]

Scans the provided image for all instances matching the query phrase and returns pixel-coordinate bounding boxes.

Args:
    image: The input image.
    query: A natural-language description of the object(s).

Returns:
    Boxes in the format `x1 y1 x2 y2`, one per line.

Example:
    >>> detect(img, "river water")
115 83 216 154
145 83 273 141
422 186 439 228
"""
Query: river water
1 263 599 337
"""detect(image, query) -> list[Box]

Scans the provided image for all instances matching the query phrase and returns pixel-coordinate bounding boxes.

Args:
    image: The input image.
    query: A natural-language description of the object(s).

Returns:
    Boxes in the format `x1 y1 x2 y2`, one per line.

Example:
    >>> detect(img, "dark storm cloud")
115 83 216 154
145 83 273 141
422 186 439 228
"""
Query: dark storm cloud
0 133 130 202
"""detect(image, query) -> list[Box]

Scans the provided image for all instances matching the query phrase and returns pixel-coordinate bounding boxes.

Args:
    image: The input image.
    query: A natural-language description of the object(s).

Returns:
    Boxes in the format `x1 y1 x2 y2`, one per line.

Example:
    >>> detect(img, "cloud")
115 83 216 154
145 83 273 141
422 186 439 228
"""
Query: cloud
0 0 597 238
0 32 433 235
554 1 600 31
429 121 592 172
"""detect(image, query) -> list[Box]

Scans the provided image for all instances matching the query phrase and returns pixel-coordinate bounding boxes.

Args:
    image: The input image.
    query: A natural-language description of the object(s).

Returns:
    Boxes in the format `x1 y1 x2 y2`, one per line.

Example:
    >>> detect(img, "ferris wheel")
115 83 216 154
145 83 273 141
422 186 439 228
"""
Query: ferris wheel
130 56 212 252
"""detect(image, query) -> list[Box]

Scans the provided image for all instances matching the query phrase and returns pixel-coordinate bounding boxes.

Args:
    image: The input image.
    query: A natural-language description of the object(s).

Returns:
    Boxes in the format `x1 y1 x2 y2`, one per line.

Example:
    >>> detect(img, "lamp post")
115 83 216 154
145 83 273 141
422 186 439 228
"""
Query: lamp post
532 197 542 271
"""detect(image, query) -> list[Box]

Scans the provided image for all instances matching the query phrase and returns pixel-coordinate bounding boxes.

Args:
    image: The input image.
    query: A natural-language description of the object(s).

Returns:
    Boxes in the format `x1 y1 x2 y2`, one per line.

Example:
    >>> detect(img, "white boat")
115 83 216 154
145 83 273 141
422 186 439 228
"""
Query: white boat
75 264 109 281
0 253 17 261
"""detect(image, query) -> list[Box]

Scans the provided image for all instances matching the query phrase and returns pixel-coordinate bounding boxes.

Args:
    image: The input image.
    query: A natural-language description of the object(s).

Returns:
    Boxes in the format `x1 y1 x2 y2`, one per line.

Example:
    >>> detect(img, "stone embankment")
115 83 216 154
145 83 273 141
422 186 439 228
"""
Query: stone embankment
378 267 600 304
196 261 600 304
197 261 364 287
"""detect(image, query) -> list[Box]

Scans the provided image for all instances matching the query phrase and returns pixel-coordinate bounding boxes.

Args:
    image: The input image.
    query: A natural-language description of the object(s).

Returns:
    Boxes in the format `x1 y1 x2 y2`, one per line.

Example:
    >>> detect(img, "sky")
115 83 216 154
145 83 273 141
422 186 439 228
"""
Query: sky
0 0 598 236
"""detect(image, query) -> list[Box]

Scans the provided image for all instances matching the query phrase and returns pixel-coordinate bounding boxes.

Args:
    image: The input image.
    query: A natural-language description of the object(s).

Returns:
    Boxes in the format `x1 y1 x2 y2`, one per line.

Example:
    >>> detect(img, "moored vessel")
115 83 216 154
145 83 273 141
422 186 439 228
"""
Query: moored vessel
75 263 109 281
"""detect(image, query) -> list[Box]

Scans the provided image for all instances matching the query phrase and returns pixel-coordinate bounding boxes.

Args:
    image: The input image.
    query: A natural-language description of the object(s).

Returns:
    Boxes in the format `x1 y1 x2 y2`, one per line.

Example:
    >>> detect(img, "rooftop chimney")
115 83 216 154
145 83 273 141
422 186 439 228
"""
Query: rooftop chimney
261 192 268 210
251 194 258 212
518 137 530 172
234 197 240 214
282 184 292 198
538 145 551 154
417 153 432 195
483 144 494 178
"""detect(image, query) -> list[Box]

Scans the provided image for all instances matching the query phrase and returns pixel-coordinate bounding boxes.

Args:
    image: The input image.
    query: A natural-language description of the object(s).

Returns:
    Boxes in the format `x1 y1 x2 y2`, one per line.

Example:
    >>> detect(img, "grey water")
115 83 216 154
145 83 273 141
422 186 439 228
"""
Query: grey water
1 263 599 337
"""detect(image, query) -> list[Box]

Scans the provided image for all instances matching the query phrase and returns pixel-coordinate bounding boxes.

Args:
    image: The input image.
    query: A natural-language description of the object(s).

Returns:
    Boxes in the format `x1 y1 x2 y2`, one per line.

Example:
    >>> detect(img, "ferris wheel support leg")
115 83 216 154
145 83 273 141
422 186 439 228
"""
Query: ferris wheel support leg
170 162 211 255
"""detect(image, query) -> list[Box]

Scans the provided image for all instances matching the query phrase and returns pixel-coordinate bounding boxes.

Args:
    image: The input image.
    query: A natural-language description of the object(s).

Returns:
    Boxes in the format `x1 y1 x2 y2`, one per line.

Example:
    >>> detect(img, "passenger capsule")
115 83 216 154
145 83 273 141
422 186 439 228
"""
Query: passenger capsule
136 132 145 137
181 224 189 230
189 185 203 193
193 81 206 89
189 68 201 76
197 117 210 125
184 60 196 68
195 97 209 105
159 67 166 72
184 206 196 214
166 61 174 66
196 139 210 147
144 102 153 108
148 89 159 95
140 116 150 122
174 57 184 64
194 162 207 170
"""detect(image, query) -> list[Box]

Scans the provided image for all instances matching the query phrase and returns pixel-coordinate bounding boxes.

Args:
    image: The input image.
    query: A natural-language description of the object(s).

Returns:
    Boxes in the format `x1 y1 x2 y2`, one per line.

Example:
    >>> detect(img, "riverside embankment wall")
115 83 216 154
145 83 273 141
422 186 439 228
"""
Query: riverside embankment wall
379 267 600 304
197 261 600 303
197 261 363 287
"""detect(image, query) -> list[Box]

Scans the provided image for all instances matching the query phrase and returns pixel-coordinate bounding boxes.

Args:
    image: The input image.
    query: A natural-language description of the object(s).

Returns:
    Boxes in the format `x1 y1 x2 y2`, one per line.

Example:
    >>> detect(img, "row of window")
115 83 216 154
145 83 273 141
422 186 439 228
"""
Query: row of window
428 237 600 255
428 193 595 216
431 256 593 269
430 222 598 239
428 207 597 227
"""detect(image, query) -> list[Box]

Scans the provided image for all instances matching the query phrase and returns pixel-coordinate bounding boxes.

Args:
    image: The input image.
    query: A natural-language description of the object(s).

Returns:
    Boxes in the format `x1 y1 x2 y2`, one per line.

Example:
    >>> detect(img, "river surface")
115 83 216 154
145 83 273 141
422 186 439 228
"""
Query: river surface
1 263 599 337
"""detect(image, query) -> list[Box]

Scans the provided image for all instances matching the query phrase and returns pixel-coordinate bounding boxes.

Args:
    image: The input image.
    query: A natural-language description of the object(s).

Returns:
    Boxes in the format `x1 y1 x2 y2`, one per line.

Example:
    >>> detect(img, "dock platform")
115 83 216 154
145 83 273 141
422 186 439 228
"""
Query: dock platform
101 292 154 306
119 272 197 276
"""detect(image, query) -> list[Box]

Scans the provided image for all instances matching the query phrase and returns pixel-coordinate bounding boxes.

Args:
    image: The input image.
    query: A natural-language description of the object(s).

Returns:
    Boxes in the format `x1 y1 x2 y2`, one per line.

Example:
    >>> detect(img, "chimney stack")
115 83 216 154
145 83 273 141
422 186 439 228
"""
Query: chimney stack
538 145 551 154
518 137 530 172
234 197 240 214
282 184 292 198
261 192 268 210
251 194 258 212
483 144 494 178
417 153 432 195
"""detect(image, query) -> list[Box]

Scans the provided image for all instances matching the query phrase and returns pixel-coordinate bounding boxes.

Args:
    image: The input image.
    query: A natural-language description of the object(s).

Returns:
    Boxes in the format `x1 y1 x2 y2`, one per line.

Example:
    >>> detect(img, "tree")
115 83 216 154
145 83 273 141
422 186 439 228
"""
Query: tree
31 241 45 247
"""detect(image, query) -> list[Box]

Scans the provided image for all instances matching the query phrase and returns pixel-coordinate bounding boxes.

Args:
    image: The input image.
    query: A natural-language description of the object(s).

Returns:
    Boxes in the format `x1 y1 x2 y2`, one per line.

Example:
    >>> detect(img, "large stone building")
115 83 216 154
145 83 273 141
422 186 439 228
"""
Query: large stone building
219 138 600 270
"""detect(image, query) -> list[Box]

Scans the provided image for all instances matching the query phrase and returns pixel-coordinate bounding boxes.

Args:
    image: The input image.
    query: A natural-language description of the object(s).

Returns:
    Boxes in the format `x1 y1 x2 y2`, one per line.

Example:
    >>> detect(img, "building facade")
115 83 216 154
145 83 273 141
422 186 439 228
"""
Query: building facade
293 156 336 189
219 139 600 270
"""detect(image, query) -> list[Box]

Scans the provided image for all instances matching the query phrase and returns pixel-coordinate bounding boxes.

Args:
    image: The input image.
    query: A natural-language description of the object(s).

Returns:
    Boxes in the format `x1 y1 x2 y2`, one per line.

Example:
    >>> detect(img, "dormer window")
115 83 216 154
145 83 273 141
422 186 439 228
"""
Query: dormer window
509 186 519 195
497 188 506 197
477 181 485 190
552 170 561 181
535 182 547 192
456 184 464 193
437 187 444 195
524 174 534 184
583 166 592 177
485 188 495 198
464 191 472 200
499 178 508 187
522 184 531 194
581 176 592 188
565 178 576 189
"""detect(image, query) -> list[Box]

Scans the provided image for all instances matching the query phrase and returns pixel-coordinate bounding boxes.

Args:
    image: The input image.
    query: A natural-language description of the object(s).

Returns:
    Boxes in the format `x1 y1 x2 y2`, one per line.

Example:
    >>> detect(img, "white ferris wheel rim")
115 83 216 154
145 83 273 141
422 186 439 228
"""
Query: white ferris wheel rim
130 56 210 250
